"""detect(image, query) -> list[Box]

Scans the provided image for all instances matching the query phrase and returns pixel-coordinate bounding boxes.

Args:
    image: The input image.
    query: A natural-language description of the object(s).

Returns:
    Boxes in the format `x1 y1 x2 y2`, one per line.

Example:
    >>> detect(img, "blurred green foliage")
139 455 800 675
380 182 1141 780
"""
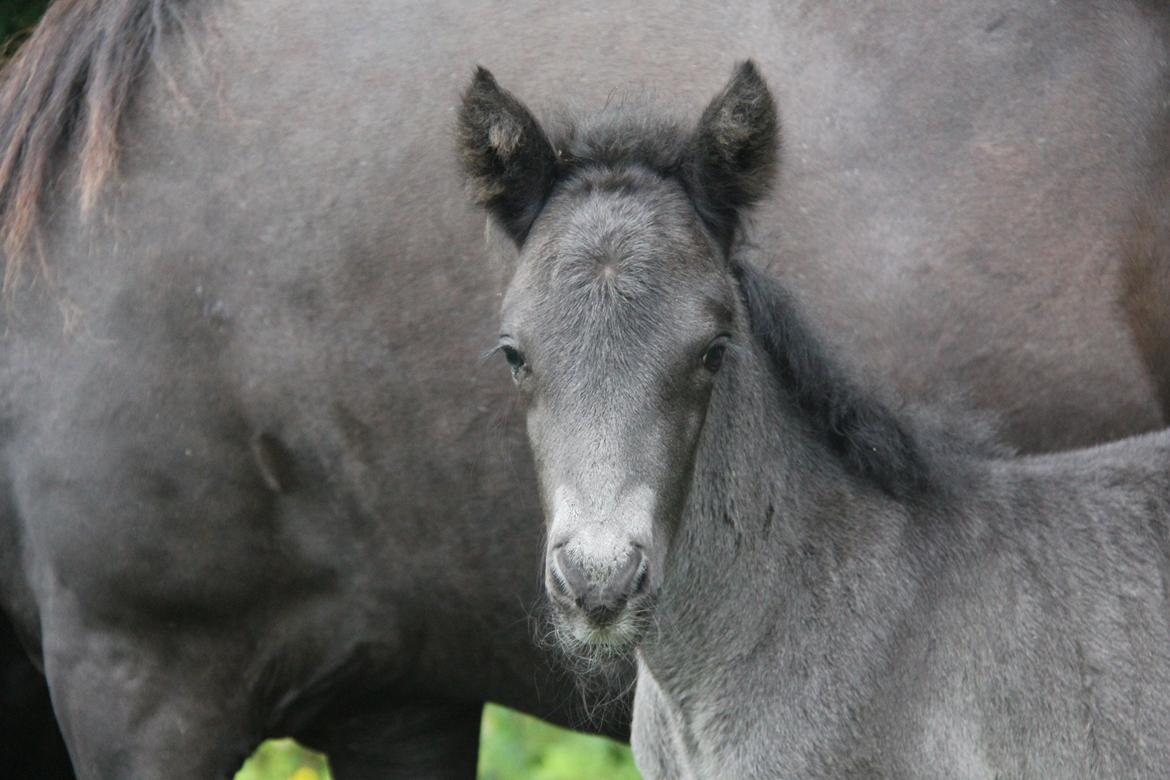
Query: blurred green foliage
0 4 642 778
232 706 640 780
478 705 640 780
236 740 330 780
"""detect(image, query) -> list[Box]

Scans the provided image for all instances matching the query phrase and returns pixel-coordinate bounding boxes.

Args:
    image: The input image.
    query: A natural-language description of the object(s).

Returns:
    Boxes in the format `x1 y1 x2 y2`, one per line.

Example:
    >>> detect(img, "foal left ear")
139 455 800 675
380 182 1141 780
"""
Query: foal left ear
685 61 779 254
457 67 559 247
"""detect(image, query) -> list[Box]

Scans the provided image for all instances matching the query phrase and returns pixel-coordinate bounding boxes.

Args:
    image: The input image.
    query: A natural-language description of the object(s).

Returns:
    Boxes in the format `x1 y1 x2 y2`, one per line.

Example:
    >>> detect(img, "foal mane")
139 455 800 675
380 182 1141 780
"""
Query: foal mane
0 0 192 290
734 261 1002 499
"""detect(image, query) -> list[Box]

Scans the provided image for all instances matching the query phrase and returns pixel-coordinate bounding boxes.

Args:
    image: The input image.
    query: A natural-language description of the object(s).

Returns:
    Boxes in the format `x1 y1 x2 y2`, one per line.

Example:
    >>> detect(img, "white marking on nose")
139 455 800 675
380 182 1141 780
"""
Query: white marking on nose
551 483 657 577
619 485 656 542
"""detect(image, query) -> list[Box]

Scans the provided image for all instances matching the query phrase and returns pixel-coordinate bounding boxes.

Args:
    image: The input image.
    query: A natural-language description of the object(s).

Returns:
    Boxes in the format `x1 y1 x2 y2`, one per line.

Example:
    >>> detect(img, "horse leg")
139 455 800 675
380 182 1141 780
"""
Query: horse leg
40 608 258 780
0 617 74 779
309 699 482 780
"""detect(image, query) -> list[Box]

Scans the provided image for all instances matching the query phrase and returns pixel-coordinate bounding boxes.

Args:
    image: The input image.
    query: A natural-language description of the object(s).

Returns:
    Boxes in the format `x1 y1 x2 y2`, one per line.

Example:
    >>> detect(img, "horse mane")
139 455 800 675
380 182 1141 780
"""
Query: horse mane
0 0 190 290
733 261 1005 499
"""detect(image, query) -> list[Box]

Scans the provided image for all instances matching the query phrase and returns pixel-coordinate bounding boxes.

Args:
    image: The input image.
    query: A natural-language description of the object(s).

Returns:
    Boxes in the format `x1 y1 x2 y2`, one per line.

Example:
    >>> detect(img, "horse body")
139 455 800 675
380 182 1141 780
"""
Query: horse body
3 0 1170 776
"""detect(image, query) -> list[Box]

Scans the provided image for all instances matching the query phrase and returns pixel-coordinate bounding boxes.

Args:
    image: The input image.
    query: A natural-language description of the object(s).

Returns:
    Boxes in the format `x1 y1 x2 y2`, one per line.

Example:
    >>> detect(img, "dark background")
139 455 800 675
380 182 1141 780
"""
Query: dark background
0 0 49 49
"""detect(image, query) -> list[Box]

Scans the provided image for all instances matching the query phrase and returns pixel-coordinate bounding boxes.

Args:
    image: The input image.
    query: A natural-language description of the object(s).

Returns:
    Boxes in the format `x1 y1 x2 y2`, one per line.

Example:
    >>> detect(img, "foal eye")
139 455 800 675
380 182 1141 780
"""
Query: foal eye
500 345 527 379
701 337 729 373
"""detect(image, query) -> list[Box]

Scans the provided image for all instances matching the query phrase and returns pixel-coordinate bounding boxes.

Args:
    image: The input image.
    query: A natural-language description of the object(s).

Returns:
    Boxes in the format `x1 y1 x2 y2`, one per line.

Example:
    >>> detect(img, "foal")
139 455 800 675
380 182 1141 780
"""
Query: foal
458 61 1170 778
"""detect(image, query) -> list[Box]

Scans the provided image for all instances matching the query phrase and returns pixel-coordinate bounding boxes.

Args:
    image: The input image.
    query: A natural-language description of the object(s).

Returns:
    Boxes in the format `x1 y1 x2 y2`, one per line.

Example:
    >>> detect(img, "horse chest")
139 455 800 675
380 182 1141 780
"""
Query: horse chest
632 652 831 779
632 641 1001 780
631 657 708 780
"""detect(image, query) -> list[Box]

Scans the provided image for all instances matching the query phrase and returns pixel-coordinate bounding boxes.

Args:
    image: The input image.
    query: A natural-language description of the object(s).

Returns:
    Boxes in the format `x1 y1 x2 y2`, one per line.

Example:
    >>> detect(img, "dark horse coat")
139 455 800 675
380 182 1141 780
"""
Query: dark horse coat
458 62 1170 779
2 0 1169 777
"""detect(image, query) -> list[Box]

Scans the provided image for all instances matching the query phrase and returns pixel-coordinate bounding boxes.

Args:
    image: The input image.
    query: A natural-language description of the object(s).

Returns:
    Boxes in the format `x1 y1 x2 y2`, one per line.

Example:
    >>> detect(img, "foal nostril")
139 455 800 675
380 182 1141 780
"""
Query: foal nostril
605 547 646 602
550 547 648 626
552 548 590 599
629 555 649 596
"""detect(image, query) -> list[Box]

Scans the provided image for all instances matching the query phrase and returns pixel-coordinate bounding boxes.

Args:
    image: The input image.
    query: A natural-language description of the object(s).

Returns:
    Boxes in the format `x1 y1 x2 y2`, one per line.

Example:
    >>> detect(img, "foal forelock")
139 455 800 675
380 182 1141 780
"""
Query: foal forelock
513 174 722 378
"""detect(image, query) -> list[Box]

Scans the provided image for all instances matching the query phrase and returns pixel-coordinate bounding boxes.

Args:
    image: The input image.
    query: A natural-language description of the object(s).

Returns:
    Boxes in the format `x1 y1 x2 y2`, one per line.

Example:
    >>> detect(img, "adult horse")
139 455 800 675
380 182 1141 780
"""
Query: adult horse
457 61 1170 778
1 0 1168 777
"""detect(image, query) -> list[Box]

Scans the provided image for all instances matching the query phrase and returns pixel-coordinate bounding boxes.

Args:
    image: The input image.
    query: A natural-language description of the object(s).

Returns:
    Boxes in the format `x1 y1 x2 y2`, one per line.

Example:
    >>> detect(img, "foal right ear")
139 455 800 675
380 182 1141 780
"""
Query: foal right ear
457 67 559 247
685 61 778 254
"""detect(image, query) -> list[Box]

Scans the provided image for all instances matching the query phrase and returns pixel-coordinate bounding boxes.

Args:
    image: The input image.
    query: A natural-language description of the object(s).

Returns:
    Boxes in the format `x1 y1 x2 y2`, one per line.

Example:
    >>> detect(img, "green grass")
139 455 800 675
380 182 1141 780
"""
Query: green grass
233 705 640 780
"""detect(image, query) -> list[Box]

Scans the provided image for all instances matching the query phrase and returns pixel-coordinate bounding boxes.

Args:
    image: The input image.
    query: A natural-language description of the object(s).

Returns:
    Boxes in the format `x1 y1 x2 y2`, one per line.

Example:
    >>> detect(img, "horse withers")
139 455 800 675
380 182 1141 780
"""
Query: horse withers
458 62 1170 778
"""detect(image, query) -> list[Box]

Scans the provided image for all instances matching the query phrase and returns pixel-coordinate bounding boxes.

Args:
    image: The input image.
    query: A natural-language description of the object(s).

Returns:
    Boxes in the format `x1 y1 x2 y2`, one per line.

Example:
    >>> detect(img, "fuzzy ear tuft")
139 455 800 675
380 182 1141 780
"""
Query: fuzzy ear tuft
457 67 559 246
686 61 779 253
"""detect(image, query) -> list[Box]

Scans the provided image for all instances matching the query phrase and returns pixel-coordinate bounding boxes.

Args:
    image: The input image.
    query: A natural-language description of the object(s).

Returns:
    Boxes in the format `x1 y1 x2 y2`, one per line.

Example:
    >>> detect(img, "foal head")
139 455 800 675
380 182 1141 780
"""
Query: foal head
458 62 778 654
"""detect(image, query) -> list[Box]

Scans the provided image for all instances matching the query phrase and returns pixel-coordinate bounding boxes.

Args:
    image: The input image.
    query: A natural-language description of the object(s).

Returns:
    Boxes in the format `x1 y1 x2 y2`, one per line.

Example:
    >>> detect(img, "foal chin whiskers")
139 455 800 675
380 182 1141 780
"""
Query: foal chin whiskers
525 592 653 731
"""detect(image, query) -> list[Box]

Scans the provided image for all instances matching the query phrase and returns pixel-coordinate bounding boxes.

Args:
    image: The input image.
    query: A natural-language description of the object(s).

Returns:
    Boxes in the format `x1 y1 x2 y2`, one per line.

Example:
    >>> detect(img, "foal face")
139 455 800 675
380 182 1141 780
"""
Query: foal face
459 59 777 655
497 168 739 652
